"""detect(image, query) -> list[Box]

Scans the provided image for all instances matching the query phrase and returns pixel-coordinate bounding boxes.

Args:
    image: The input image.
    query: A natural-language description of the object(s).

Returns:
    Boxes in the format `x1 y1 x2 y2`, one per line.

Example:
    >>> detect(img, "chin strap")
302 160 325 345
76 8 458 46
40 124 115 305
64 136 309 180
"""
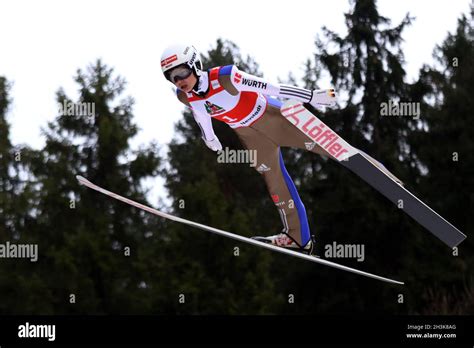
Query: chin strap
192 70 209 96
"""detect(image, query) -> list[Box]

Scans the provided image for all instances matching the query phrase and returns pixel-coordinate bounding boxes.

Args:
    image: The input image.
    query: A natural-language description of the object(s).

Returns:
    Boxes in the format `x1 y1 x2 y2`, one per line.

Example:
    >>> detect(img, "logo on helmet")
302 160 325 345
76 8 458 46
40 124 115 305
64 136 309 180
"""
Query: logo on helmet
161 55 178 67
188 52 197 67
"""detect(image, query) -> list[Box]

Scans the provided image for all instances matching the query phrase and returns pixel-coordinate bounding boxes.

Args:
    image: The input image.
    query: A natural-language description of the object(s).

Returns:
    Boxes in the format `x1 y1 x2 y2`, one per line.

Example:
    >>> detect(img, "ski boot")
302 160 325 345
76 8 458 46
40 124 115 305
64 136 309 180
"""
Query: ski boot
251 233 316 255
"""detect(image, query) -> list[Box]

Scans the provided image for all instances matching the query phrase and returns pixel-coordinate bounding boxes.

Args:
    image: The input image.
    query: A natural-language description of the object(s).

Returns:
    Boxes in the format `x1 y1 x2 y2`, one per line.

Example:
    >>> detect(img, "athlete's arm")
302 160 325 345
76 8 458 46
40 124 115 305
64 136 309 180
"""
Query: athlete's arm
218 65 336 107
176 90 222 152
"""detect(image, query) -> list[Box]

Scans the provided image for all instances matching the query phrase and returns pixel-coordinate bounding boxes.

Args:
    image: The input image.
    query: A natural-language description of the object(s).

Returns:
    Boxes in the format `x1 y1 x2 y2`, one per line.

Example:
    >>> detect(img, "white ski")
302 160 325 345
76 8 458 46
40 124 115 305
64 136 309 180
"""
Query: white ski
76 175 404 285
281 100 467 248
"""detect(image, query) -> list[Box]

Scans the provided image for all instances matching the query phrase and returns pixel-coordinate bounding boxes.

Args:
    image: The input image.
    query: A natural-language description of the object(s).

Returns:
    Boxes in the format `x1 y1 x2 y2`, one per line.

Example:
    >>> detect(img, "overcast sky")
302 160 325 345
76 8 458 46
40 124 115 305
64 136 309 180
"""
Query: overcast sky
0 0 471 203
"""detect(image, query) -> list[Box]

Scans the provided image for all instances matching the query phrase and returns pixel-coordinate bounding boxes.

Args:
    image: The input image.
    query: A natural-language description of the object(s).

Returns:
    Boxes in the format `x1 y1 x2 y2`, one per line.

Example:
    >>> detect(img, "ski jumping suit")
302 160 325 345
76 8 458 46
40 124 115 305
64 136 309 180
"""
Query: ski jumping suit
176 65 330 247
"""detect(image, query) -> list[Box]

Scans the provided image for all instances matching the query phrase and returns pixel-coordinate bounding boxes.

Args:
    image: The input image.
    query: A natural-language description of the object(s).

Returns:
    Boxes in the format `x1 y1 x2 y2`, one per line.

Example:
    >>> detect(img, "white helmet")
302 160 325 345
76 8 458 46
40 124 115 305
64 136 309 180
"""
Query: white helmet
161 44 203 81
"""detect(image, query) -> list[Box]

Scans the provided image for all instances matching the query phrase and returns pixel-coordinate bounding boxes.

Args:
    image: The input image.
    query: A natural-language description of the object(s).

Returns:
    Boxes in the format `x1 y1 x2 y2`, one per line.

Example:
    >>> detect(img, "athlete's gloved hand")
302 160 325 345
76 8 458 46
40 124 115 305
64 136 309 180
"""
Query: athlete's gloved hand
203 137 223 152
309 88 337 108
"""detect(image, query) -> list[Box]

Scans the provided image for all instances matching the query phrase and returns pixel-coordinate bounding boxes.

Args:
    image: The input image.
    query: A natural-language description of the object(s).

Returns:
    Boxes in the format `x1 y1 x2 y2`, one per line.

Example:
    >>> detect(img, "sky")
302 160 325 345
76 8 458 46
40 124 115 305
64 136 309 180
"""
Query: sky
0 0 471 203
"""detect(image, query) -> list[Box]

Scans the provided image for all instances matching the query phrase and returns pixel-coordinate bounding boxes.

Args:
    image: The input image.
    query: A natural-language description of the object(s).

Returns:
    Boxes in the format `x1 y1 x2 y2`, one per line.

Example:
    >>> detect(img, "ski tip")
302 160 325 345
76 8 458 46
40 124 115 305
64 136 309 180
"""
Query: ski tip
76 175 89 185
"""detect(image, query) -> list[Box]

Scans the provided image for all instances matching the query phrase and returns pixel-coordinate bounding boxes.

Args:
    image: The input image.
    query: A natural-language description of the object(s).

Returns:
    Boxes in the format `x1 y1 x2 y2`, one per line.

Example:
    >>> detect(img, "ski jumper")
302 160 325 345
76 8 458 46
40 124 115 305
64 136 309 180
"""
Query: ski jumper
176 65 330 247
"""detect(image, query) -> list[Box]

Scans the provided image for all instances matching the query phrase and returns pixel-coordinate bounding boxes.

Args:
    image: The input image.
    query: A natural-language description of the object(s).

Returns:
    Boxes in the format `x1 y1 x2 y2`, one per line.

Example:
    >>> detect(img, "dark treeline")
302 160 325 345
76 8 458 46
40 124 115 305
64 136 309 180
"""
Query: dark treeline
0 0 472 314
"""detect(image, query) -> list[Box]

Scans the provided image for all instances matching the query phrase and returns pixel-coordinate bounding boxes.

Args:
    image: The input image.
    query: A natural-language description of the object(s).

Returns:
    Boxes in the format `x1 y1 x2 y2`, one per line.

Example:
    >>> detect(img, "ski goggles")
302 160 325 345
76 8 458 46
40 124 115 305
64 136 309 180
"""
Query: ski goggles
168 66 193 83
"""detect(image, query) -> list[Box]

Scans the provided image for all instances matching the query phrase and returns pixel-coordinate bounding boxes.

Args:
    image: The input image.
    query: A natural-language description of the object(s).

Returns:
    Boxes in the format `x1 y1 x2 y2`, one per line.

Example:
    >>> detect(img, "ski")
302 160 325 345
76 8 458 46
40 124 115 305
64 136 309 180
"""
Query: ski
281 100 467 248
76 175 404 285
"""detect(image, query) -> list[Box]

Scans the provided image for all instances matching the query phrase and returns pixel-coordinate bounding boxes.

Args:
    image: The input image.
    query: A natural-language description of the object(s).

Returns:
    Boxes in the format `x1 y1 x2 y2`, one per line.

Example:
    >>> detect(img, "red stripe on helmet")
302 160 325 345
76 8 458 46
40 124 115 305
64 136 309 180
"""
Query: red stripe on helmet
161 55 178 67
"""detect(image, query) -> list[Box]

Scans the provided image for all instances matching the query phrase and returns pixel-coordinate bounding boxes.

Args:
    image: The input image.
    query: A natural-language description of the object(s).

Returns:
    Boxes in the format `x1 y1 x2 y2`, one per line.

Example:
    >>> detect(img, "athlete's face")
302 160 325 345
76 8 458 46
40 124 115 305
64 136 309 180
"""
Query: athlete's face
175 73 196 93
168 66 196 93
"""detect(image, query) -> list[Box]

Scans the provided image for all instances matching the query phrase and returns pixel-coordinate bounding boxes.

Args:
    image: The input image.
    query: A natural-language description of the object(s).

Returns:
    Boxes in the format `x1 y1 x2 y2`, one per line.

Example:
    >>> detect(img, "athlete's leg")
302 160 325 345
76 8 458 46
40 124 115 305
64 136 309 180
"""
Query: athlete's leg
234 126 311 247
252 98 332 157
